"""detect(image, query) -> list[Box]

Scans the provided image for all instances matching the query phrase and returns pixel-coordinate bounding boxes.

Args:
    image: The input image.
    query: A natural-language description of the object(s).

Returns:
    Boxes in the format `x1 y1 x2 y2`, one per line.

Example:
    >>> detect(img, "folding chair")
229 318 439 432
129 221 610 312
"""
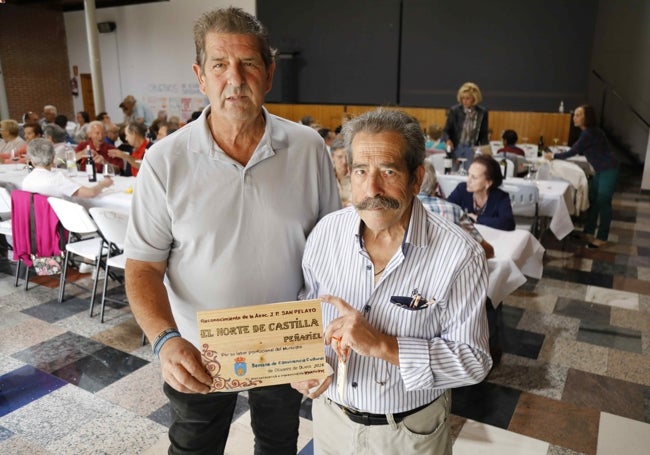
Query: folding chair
47 197 106 315
427 154 446 175
502 182 540 237
10 190 67 290
89 207 128 323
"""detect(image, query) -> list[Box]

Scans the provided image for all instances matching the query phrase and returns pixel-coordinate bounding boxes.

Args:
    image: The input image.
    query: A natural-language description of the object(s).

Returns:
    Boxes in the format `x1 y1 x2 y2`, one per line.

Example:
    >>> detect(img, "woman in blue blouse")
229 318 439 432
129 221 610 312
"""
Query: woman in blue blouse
547 105 619 248
447 154 515 230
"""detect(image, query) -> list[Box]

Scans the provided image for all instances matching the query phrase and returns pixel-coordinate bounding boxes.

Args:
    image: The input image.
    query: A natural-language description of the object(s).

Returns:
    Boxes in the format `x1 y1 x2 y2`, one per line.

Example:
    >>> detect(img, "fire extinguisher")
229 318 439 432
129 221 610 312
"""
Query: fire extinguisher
70 76 79 96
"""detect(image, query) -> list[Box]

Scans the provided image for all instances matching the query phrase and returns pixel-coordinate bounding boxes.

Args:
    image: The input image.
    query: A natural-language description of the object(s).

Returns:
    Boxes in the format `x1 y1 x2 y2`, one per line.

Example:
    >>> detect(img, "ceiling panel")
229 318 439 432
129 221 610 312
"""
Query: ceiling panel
1 0 168 12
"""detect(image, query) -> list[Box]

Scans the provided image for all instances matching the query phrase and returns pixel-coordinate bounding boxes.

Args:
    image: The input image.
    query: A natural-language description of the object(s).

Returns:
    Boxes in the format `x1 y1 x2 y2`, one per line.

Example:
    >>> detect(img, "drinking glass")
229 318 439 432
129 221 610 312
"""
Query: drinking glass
10 149 19 170
103 164 115 179
524 162 534 180
457 158 467 176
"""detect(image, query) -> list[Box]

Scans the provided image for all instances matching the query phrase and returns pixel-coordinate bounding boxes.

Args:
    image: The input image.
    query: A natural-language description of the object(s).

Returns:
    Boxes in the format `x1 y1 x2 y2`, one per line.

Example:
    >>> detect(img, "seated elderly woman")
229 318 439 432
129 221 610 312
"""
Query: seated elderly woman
418 160 494 258
22 138 113 198
447 154 515 230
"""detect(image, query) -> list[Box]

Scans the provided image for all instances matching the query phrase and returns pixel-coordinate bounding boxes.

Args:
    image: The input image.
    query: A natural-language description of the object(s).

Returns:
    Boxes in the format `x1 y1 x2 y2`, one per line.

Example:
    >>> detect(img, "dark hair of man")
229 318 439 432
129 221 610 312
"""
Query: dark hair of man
193 7 276 69
127 121 148 139
54 114 68 129
78 111 91 123
579 104 597 128
24 122 43 136
501 129 518 145
96 112 108 121
472 154 503 190
317 128 331 140
342 108 425 183
43 124 67 144
22 112 34 123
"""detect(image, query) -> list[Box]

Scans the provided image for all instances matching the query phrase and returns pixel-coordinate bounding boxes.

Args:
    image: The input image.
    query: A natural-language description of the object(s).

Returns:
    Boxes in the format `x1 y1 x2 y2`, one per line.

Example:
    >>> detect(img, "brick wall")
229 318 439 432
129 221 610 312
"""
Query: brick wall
0 4 73 122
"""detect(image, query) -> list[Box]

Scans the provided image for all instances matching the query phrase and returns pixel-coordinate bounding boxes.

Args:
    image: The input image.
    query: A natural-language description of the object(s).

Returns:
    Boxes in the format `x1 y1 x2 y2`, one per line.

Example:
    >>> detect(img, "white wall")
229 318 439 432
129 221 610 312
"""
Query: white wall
64 0 255 123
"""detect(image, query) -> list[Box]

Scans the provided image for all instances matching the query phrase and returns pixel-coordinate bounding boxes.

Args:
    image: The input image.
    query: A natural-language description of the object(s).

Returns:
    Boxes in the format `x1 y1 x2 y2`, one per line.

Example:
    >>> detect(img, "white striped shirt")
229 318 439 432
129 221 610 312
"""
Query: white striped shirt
302 198 492 414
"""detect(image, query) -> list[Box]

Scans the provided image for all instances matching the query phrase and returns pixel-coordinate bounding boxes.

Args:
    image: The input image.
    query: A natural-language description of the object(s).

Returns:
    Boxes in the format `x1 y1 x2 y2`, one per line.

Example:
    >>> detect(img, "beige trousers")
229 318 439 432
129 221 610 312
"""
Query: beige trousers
312 390 452 455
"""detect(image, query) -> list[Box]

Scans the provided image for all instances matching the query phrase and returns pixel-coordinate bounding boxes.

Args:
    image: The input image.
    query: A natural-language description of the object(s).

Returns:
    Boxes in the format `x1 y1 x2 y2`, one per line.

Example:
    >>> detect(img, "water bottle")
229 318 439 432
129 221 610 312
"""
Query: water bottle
558 101 564 113
65 142 77 176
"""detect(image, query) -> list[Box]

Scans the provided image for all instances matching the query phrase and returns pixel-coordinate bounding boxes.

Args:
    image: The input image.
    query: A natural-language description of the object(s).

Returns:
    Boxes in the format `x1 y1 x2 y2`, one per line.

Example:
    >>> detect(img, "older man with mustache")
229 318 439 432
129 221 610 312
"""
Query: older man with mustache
293 109 492 455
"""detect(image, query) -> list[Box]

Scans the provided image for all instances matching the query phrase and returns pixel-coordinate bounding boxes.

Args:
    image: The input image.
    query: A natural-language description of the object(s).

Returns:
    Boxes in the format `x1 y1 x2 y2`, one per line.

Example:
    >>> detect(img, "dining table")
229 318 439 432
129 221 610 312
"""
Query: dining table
0 164 134 212
476 223 545 305
437 173 575 240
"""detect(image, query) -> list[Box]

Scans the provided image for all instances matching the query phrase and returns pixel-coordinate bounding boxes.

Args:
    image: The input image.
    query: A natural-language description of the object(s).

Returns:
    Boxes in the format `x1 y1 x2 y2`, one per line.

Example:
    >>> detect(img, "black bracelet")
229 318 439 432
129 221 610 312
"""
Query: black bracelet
152 328 181 359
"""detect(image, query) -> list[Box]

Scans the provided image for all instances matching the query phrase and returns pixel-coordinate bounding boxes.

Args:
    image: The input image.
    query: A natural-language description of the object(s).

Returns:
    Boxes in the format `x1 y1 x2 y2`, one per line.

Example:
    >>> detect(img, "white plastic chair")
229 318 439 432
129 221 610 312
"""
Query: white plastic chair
427 154 446 175
494 156 515 178
490 140 503 154
502 183 540 236
47 197 107 315
89 207 128 323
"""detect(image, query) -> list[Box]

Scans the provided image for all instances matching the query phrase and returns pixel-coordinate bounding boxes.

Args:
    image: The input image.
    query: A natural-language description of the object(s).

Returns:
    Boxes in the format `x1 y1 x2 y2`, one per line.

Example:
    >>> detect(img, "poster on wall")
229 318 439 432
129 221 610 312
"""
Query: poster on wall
146 82 207 123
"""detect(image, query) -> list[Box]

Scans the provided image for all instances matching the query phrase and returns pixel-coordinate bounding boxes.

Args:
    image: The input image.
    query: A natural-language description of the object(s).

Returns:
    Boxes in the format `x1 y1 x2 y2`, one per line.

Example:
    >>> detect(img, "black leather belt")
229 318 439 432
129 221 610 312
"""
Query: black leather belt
335 401 431 426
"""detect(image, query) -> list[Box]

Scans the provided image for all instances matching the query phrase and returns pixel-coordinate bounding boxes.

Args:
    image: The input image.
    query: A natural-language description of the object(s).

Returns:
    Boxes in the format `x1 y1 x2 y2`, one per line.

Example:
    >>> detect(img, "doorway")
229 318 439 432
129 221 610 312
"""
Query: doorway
80 74 95 117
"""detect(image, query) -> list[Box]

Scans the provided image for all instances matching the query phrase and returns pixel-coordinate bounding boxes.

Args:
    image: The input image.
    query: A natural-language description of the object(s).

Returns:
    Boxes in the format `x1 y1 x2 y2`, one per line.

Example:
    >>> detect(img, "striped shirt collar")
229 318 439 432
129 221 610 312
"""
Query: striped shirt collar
353 197 430 254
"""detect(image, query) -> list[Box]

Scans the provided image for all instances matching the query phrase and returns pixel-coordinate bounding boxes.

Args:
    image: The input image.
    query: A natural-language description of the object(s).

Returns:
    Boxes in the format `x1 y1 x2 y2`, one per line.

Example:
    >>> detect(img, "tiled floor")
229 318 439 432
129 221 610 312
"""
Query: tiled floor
1 167 650 454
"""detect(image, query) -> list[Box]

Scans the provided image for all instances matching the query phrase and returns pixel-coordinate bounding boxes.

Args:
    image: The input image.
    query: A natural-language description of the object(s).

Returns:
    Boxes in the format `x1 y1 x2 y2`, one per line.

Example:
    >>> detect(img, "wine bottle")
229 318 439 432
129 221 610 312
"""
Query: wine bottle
86 146 97 182
500 156 508 179
444 145 453 175
537 135 544 157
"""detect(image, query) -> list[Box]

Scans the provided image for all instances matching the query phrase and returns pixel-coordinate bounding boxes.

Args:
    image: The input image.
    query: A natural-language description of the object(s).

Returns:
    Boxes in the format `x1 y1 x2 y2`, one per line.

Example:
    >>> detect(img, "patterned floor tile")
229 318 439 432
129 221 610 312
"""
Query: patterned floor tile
50 345 148 393
11 331 105 373
577 321 642 353
96 362 167 417
451 382 521 429
454 419 550 455
596 412 650 455
487 356 568 400
0 365 67 417
606 349 650 387
584 286 639 310
509 392 599 455
562 369 646 422
553 298 611 325
538 338 609 376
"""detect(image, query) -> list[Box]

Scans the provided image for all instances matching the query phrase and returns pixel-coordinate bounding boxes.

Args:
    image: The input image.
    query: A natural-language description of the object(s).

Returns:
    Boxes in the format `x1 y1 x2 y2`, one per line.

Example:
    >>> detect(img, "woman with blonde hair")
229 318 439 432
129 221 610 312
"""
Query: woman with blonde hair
444 81 489 170
0 119 27 156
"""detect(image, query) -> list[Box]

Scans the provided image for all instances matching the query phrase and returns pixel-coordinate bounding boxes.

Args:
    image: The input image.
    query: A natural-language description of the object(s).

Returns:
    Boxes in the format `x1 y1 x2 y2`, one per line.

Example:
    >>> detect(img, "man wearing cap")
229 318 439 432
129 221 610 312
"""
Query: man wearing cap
119 95 154 127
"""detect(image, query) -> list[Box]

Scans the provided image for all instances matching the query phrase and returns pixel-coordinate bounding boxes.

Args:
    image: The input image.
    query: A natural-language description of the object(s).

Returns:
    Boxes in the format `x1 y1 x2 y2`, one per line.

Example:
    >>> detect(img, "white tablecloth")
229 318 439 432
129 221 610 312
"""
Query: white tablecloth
0 165 134 212
476 224 545 304
437 174 574 240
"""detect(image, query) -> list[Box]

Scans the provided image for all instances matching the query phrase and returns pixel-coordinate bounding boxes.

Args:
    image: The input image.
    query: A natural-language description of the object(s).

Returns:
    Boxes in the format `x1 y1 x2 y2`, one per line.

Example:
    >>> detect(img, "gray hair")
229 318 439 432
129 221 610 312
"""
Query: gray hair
43 105 58 115
43 124 66 144
193 7 276 69
420 159 438 196
87 120 105 134
329 136 345 155
27 138 55 166
341 108 425 182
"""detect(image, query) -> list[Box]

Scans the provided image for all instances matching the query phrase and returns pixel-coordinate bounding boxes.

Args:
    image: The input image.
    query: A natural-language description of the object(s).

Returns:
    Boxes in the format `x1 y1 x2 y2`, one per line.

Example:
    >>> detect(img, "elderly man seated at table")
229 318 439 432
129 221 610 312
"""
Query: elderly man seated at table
497 129 525 156
22 138 113 198
447 154 515 231
75 121 122 175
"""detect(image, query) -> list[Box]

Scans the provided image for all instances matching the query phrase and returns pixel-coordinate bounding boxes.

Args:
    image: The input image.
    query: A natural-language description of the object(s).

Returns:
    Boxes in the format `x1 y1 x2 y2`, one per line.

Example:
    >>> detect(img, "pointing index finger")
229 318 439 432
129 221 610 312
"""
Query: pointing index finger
320 295 355 316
